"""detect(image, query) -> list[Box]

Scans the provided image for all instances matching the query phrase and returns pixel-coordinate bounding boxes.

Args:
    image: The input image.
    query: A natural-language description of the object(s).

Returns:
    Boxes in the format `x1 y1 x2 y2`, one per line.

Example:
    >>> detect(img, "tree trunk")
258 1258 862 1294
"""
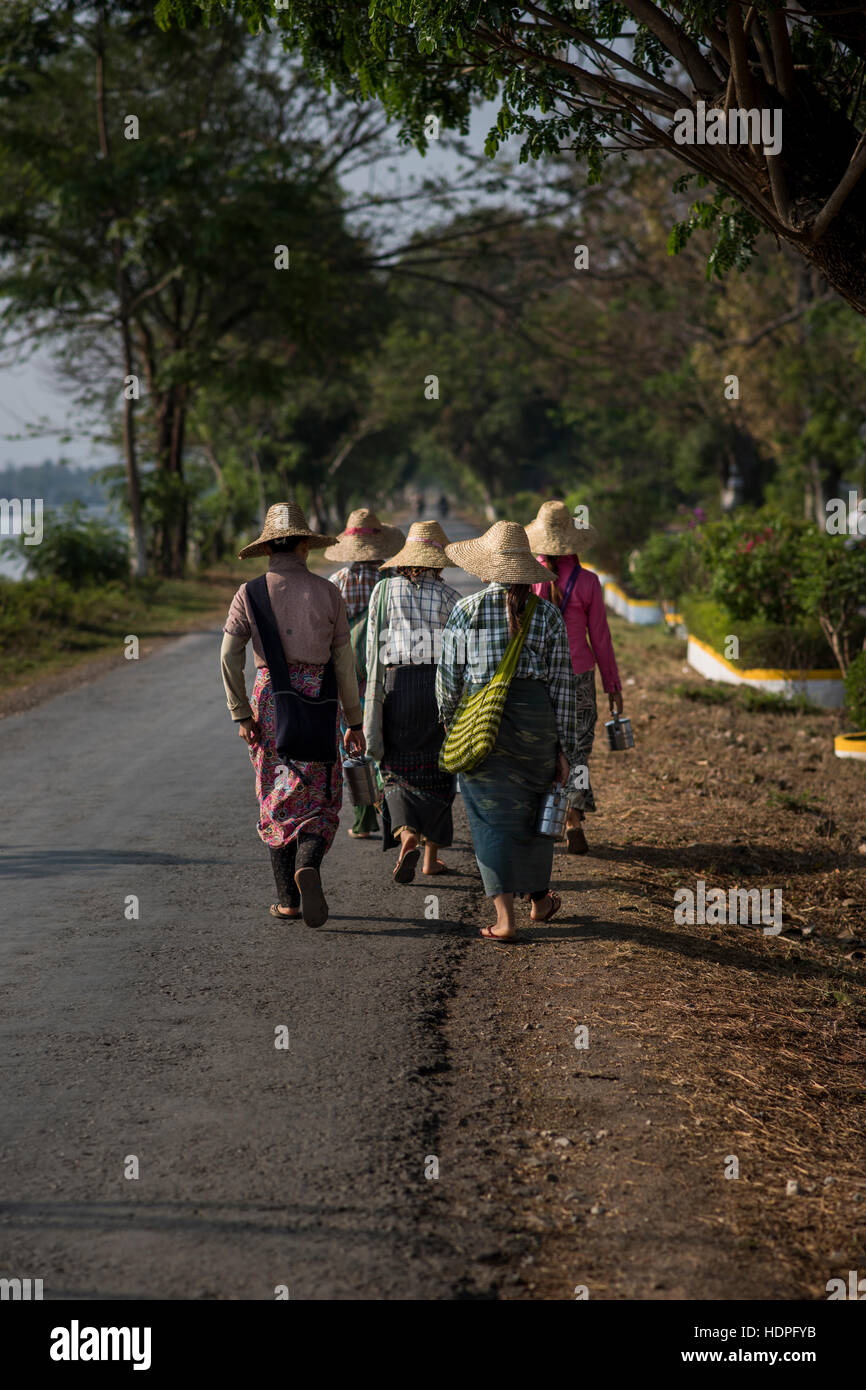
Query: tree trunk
251 451 267 528
120 313 148 577
153 385 188 578
95 35 147 577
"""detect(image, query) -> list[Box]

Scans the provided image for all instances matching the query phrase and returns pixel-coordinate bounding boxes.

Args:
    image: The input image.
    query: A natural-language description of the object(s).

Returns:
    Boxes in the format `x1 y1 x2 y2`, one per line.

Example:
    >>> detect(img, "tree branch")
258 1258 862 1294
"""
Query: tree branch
811 131 866 241
521 3 685 105
767 5 795 102
729 293 835 348
726 3 758 112
618 0 720 94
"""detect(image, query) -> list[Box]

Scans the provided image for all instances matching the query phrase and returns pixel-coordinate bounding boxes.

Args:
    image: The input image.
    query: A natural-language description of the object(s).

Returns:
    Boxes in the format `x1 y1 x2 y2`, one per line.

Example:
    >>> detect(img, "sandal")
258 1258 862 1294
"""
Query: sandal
348 829 372 839
269 903 300 919
393 846 420 884
293 867 329 928
422 860 449 875
531 891 562 924
480 924 519 944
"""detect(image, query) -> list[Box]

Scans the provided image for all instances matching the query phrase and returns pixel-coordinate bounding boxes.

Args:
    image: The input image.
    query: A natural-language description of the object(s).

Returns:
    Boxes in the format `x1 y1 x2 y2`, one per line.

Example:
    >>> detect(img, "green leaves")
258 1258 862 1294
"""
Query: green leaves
668 185 762 279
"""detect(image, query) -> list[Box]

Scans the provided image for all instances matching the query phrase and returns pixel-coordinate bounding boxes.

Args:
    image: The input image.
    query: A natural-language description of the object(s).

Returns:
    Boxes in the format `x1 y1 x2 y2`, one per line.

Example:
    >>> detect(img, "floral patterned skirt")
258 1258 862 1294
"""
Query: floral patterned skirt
249 664 342 849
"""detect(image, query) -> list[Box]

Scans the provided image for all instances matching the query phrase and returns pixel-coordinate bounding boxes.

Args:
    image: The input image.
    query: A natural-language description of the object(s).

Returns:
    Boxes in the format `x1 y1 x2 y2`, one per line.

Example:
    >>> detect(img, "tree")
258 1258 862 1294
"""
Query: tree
793 530 866 675
157 1 866 317
0 3 389 574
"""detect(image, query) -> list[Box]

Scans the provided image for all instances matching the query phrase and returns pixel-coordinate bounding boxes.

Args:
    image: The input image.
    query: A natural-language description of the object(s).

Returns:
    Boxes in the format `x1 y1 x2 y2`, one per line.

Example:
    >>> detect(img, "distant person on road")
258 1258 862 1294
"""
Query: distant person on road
325 509 404 839
437 522 578 942
364 521 461 884
415 492 425 516
438 494 450 519
220 503 366 927
526 500 622 855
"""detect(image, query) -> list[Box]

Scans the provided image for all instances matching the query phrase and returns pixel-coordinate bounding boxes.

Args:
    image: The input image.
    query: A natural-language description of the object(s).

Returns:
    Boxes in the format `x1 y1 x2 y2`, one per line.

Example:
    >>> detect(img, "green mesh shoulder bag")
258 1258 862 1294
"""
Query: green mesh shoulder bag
439 594 538 774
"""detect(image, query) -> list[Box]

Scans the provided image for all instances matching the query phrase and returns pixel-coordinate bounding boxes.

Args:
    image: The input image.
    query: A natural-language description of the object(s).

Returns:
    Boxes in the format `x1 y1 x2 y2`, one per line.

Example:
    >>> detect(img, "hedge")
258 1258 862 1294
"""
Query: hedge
679 595 840 670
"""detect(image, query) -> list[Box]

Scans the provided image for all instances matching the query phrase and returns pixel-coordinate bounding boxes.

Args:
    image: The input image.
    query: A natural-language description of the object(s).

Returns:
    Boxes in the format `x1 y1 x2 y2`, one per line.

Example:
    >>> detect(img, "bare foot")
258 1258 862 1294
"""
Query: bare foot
480 923 519 942
422 859 449 875
529 892 561 923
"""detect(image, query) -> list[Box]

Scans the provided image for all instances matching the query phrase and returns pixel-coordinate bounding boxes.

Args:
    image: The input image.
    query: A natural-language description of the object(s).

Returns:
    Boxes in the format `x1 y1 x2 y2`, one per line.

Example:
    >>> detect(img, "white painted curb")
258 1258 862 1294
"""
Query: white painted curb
687 636 845 709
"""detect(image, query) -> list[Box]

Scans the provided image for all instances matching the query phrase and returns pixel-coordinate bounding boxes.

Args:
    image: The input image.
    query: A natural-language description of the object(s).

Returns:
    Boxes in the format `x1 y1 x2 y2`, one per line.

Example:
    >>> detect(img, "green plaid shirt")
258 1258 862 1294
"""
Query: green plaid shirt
436 582 579 759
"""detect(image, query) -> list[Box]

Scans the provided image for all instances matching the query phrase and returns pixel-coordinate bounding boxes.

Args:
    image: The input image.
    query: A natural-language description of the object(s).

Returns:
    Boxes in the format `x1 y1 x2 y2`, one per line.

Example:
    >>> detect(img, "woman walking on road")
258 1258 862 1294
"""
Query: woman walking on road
325 508 404 840
364 521 461 884
220 503 366 927
526 500 622 856
437 522 579 942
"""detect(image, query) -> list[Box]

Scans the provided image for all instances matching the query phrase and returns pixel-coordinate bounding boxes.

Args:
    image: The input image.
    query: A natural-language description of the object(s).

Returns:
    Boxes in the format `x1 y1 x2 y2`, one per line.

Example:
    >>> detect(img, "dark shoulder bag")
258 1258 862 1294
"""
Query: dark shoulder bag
245 574 339 765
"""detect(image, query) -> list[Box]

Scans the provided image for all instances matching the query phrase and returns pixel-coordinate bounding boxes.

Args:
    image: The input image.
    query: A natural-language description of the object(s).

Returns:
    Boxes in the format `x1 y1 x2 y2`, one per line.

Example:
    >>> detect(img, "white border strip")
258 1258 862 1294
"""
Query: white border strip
687 637 845 708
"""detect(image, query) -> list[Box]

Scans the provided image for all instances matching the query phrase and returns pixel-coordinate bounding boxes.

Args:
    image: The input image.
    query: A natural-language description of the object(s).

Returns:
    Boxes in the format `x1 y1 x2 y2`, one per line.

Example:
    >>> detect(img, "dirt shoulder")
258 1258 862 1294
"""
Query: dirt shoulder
437 619 866 1300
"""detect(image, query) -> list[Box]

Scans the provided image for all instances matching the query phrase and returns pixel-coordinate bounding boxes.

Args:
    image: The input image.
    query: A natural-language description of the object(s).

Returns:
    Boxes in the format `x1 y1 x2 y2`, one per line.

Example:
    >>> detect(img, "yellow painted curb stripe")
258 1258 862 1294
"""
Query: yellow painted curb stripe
835 733 866 754
688 634 841 681
603 581 660 607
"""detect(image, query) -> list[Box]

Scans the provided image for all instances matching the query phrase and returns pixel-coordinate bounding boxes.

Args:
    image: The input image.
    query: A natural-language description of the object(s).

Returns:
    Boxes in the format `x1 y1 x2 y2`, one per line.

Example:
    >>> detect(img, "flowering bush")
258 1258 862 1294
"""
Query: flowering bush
696 514 812 627
637 511 866 673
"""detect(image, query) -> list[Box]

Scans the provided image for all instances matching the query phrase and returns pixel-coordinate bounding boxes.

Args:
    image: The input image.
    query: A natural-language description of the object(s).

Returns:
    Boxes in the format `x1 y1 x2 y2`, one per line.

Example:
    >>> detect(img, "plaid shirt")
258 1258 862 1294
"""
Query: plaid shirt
435 582 579 759
329 562 381 622
367 573 462 667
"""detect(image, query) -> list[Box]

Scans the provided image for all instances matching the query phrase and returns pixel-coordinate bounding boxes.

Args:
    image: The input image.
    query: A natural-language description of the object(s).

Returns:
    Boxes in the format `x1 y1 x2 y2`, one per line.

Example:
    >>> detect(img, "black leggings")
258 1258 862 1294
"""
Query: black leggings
269 834 326 908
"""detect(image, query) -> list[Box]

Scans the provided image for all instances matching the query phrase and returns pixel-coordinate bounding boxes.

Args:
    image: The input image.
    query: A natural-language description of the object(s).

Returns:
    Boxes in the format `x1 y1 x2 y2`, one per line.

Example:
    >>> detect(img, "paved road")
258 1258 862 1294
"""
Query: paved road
0 515 486 1299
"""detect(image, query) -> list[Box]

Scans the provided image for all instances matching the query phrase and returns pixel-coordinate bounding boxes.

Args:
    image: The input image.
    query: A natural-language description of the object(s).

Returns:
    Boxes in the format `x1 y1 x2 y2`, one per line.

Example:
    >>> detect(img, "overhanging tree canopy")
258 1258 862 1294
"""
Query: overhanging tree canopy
156 1 866 315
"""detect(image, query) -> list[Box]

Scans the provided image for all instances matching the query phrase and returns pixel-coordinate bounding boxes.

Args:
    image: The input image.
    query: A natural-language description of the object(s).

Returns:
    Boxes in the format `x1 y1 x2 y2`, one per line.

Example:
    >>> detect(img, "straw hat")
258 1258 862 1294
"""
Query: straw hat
323 508 404 563
379 519 452 570
237 501 336 559
444 521 551 585
524 499 597 556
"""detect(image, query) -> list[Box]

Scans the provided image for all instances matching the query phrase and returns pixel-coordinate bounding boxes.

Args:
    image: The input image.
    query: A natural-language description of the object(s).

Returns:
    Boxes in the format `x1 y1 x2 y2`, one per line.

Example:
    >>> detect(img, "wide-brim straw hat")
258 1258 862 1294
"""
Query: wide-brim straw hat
524 498 597 556
323 508 404 563
444 520 551 585
379 519 452 570
238 501 336 559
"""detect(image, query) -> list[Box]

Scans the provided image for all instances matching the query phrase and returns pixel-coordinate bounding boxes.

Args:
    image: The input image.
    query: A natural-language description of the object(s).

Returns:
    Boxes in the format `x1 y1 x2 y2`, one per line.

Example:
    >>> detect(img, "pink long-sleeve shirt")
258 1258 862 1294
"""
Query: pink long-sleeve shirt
532 555 621 694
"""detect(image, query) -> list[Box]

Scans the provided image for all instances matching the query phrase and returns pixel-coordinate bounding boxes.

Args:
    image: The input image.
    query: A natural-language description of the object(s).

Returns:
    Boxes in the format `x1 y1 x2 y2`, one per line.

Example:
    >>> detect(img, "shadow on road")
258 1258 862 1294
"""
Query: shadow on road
0 847 221 876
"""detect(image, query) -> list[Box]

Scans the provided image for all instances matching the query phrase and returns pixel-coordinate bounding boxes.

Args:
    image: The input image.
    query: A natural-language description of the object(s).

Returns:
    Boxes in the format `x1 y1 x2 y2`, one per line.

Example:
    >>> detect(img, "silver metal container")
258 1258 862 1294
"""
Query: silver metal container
605 712 635 751
343 754 378 806
537 783 568 838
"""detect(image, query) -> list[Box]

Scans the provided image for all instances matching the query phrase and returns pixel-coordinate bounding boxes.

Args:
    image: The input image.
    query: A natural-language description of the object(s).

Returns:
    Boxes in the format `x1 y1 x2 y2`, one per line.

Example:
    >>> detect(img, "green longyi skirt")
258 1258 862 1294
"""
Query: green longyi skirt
459 677 558 896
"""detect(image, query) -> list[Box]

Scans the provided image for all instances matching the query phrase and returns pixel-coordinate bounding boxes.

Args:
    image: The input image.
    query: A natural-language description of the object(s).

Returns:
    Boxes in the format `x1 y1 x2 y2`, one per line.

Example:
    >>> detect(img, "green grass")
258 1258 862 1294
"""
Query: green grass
766 789 823 814
672 681 736 706
672 681 820 716
739 686 820 715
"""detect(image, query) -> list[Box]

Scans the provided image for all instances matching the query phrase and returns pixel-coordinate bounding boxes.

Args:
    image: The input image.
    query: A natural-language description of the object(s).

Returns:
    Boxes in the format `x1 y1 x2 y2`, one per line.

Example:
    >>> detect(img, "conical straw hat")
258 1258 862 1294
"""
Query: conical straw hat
379 519 453 570
444 521 551 584
323 508 404 563
524 499 597 556
238 501 336 559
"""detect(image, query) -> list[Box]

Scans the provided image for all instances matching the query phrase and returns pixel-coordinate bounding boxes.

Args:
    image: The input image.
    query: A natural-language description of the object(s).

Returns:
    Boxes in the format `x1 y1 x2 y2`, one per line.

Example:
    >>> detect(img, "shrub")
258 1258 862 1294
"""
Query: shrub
4 502 129 588
845 651 866 729
696 513 812 627
630 530 703 602
680 594 836 669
